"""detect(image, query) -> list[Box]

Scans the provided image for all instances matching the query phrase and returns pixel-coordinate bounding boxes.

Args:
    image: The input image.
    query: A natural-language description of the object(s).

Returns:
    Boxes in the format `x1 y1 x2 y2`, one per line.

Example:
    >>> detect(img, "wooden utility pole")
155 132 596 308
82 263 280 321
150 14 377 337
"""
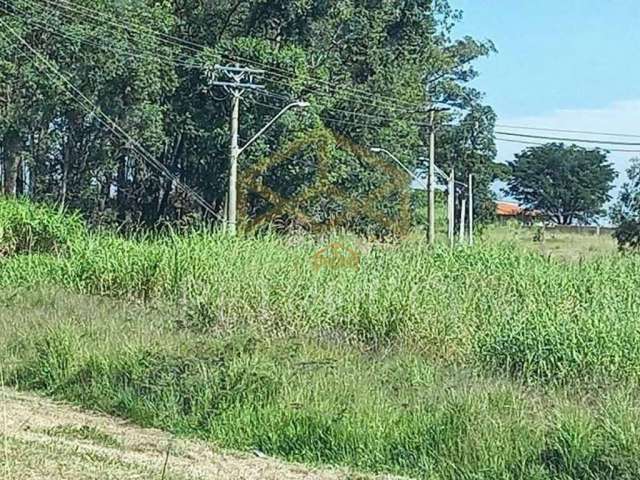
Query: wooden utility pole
468 174 474 246
448 169 455 248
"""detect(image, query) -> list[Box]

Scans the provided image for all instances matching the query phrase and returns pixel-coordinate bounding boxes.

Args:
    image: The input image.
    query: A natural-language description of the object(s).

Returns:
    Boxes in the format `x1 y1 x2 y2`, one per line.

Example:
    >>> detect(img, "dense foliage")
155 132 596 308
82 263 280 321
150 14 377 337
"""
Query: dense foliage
506 143 617 225
0 0 499 234
0 198 83 256
612 158 640 250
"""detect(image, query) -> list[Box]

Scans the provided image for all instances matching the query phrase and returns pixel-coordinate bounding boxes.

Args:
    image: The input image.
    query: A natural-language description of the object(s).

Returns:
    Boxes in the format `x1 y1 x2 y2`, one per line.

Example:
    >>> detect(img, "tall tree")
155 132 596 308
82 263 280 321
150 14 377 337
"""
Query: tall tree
437 104 501 227
506 143 617 225
1 0 496 235
611 158 640 250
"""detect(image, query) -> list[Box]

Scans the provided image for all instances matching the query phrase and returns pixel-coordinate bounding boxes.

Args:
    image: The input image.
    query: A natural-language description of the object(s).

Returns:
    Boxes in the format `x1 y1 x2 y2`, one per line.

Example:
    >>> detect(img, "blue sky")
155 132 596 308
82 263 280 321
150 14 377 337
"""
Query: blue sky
451 0 640 197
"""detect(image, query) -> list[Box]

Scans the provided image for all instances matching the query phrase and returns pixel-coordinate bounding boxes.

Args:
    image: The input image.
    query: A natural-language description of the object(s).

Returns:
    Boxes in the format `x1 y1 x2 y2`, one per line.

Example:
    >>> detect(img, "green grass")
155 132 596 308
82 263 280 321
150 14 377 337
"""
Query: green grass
2 221 639 384
3 198 640 479
482 222 618 261
4 290 640 479
0 198 84 257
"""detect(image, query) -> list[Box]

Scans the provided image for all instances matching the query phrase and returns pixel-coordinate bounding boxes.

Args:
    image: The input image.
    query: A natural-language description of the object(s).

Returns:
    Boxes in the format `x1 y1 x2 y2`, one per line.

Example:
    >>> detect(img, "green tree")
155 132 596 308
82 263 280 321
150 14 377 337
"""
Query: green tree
611 158 640 250
437 104 502 227
506 143 616 225
0 0 179 223
1 0 496 235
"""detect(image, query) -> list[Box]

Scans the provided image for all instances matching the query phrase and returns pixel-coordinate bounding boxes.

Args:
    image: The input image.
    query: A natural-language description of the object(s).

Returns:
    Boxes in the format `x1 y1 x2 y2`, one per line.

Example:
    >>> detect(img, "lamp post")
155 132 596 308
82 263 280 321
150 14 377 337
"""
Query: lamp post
425 107 450 245
227 100 309 235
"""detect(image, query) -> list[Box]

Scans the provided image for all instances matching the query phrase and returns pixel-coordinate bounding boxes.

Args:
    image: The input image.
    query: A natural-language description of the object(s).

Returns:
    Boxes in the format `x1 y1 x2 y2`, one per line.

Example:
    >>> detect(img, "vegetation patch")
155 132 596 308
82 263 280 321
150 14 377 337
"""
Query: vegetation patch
42 425 122 449
0 199 85 257
4 202 640 478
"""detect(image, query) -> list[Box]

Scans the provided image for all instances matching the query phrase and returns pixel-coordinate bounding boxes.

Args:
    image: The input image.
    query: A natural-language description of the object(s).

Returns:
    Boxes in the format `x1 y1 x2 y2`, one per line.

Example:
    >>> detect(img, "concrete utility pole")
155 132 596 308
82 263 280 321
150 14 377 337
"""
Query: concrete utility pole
459 198 466 244
468 174 474 246
211 64 308 235
425 106 450 245
428 110 436 245
448 169 455 248
229 91 241 235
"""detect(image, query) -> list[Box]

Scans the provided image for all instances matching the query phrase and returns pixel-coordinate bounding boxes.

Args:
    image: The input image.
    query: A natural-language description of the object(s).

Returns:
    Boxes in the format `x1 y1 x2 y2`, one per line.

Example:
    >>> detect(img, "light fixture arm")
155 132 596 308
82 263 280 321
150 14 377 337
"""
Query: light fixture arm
238 101 309 155
370 147 428 191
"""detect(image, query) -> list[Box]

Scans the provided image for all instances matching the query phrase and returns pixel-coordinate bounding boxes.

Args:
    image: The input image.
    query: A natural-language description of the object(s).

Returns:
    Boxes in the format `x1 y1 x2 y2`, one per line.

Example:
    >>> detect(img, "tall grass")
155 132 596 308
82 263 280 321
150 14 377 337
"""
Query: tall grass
4 290 640 480
2 210 640 384
4 198 640 478
0 198 84 256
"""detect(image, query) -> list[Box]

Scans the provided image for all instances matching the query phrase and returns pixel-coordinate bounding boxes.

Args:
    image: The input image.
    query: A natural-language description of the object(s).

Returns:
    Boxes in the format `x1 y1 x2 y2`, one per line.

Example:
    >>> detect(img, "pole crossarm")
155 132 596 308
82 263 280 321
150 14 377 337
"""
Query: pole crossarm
210 81 265 91
213 64 265 75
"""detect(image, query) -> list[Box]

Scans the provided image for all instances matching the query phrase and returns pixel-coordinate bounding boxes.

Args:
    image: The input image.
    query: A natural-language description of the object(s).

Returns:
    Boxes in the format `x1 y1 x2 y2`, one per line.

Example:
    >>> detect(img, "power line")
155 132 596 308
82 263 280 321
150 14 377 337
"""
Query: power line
258 90 428 127
0 3 197 70
222 53 426 113
0 17 223 221
4 0 198 67
23 0 640 146
32 0 204 55
495 136 640 154
255 96 469 190
28 0 428 114
496 124 640 139
252 95 402 133
18 0 640 160
495 131 640 147
13 0 432 121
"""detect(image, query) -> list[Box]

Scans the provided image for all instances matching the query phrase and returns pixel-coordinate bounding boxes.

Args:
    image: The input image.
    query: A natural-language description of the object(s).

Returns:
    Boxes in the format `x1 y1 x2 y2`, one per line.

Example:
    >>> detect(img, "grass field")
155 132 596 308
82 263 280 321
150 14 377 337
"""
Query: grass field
2 199 640 479
481 222 618 261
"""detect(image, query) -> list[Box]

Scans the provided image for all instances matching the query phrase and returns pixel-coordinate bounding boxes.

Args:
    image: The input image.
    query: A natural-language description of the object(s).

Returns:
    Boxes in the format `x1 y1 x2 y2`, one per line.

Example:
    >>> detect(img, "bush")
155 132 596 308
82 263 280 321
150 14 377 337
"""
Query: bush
614 220 640 251
0 199 85 257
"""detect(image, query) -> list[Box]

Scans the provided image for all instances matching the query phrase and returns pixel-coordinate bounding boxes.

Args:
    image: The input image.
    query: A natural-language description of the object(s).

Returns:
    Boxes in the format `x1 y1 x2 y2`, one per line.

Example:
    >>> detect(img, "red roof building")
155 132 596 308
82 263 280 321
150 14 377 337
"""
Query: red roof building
496 201 541 223
496 201 523 217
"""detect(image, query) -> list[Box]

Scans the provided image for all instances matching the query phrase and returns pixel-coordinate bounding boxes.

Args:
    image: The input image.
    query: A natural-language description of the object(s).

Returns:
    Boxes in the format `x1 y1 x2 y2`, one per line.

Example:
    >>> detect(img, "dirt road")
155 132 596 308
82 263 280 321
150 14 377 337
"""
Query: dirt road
0 388 391 480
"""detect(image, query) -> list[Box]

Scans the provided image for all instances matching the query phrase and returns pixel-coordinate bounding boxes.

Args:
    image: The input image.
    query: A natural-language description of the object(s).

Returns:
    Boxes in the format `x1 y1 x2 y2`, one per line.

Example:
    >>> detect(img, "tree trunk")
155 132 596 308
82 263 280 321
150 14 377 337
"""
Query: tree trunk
116 154 128 223
3 131 20 197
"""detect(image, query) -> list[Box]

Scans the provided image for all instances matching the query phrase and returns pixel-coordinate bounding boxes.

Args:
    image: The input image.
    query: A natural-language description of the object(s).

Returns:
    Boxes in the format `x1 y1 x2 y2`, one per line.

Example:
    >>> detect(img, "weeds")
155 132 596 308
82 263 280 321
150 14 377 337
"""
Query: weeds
4 199 640 478
4 292 640 479
2 213 639 384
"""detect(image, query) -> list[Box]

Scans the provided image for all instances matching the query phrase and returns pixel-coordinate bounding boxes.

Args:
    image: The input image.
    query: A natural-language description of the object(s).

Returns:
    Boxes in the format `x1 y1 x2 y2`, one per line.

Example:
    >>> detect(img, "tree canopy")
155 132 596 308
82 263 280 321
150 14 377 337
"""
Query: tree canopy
611 158 640 250
0 0 497 235
505 143 617 225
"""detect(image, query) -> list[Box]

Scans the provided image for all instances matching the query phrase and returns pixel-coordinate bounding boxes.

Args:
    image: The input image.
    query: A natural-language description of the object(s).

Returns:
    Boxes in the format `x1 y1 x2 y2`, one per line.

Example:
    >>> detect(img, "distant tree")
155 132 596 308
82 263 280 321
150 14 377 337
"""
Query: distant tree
438 105 501 227
611 158 640 250
506 143 617 225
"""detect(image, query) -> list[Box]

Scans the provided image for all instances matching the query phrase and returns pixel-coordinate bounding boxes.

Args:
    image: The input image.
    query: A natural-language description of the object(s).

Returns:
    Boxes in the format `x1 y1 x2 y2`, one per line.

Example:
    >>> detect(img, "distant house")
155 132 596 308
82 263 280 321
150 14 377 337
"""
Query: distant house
496 201 540 224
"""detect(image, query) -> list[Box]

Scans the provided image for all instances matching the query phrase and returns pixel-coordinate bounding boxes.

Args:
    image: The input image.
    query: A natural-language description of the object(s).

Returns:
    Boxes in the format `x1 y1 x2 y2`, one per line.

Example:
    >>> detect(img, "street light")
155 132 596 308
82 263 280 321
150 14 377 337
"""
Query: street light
238 101 310 155
227 100 309 235
370 147 428 191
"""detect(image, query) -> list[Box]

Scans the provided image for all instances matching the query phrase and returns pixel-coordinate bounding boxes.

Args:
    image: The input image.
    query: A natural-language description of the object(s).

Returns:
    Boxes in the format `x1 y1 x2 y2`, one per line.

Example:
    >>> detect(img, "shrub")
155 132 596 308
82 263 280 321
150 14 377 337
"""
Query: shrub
613 220 640 252
0 199 85 257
